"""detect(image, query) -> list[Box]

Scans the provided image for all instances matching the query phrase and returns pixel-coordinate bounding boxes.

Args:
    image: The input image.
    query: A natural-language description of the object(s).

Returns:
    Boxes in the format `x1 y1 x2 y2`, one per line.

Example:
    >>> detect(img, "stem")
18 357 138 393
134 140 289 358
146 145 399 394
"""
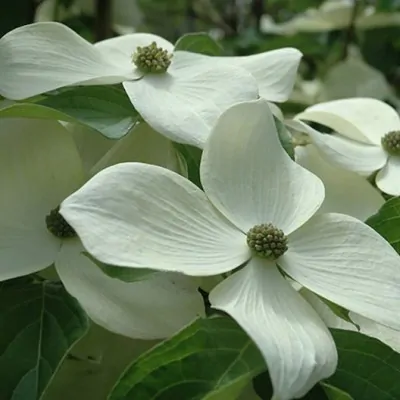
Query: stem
95 0 112 41
28 0 45 23
341 0 361 60
186 0 196 32
251 0 264 32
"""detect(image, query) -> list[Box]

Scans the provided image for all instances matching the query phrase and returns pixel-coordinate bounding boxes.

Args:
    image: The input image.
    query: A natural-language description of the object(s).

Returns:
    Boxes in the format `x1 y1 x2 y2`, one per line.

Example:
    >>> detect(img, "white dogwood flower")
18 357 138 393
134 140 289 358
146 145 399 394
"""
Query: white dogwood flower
61 99 400 400
0 22 301 147
0 117 204 339
295 98 400 196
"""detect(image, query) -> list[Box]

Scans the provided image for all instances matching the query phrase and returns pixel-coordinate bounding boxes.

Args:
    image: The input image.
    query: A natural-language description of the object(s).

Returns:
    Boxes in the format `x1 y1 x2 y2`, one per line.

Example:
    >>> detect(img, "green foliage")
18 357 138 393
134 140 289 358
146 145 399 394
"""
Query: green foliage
0 279 89 400
0 86 140 139
109 316 266 400
275 117 295 159
83 252 156 283
253 371 331 399
327 329 400 400
318 297 358 329
42 324 158 400
321 383 354 400
175 32 223 56
255 329 400 400
174 143 203 189
376 0 400 12
366 197 400 254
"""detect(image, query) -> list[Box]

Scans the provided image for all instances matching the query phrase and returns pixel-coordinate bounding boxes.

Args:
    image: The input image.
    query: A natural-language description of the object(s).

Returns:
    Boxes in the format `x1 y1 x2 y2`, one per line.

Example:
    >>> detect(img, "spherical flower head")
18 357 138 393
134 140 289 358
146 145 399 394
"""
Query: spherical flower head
132 42 172 74
46 206 76 238
381 131 400 156
246 223 288 260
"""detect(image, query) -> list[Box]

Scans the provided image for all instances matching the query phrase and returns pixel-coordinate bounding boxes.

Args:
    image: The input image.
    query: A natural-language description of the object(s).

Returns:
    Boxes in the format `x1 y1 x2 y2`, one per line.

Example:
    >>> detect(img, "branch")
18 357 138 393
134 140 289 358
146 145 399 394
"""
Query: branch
95 0 112 41
341 0 361 60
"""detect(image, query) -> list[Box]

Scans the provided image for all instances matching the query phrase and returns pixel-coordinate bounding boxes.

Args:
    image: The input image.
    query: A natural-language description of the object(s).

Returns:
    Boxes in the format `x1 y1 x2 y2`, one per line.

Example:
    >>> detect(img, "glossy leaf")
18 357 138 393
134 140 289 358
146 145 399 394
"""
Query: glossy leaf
175 32 223 56
327 329 400 400
109 316 266 400
322 383 354 400
0 86 140 139
274 116 295 160
366 196 400 254
253 371 331 399
318 297 358 329
83 253 155 283
174 143 203 188
0 279 89 400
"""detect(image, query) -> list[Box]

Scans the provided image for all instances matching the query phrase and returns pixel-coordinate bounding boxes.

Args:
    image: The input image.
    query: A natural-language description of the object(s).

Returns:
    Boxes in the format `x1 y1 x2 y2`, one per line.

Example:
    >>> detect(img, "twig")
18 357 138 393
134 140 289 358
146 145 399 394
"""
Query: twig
341 0 361 60
95 0 112 41
28 0 46 23
251 0 264 32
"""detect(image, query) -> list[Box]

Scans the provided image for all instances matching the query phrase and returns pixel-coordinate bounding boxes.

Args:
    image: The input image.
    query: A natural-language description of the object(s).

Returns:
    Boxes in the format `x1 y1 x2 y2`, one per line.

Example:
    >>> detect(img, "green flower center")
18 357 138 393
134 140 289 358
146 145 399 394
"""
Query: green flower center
132 42 172 74
45 206 76 238
246 223 288 260
381 131 400 156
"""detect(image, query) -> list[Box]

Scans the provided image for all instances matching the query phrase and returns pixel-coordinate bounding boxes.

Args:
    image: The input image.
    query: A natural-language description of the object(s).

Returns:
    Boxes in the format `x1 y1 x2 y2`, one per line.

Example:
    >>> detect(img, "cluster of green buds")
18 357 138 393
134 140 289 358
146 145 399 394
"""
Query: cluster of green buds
381 131 400 156
247 223 288 260
132 42 172 74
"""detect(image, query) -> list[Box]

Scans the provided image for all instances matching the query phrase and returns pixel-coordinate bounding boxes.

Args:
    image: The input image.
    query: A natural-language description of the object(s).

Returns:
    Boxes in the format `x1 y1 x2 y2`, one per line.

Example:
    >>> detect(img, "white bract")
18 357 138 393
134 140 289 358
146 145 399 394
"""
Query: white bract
302 289 400 354
295 144 384 221
0 22 301 148
295 98 400 196
0 117 204 339
60 99 400 400
293 145 400 351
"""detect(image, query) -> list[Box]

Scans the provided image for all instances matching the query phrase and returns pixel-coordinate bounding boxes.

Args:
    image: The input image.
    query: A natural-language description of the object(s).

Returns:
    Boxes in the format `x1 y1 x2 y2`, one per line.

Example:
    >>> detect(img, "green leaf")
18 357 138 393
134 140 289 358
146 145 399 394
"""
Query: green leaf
274 117 295 160
0 87 140 139
318 297 358 329
83 252 155 283
174 143 203 189
366 196 400 254
376 0 400 12
327 329 400 400
42 324 158 400
109 316 266 400
0 280 89 400
253 371 329 399
321 383 354 400
175 33 223 56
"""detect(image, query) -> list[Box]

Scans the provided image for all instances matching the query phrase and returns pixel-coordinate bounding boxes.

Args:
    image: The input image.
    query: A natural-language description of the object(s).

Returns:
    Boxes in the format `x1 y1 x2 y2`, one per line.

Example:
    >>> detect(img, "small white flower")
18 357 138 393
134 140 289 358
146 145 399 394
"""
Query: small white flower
0 22 301 147
295 98 400 196
0 117 204 339
61 98 400 400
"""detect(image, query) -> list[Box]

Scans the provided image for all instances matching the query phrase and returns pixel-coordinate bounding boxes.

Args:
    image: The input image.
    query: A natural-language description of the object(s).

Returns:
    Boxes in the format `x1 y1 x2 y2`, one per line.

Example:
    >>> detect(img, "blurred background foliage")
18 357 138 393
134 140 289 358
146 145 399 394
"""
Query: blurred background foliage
2 2 400 399
2 0 400 115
